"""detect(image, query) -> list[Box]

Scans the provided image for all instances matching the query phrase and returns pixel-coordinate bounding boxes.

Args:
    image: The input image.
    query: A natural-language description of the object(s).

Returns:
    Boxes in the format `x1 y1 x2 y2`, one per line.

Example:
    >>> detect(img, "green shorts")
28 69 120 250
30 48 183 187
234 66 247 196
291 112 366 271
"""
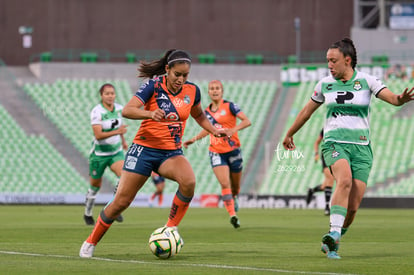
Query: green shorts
89 150 125 179
321 141 373 184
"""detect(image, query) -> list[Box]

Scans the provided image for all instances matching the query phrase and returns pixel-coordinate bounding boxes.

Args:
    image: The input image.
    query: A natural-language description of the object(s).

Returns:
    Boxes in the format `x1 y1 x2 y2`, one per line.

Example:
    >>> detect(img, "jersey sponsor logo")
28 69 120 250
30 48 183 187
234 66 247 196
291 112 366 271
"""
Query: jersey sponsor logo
335 91 354 104
110 119 120 129
331 107 359 118
160 102 172 110
168 123 183 145
173 98 183 107
165 112 179 121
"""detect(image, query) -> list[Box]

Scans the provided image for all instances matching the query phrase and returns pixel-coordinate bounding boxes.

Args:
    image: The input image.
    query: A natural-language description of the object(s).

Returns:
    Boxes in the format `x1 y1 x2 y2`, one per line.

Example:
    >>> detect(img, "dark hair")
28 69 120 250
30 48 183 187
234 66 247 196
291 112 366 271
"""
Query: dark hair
138 49 192 79
329 37 357 69
99 83 115 95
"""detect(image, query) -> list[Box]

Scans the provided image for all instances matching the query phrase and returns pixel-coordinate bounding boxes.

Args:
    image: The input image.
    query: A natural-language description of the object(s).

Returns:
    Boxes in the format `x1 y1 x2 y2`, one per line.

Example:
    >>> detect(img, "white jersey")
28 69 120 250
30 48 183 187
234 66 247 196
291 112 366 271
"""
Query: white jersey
311 70 386 145
90 103 124 156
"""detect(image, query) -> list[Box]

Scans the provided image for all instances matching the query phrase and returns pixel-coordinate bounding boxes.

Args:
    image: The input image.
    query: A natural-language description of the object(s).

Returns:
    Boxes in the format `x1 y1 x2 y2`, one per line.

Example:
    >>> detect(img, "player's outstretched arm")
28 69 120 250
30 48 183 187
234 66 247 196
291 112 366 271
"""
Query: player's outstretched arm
282 99 322 150
377 87 414 106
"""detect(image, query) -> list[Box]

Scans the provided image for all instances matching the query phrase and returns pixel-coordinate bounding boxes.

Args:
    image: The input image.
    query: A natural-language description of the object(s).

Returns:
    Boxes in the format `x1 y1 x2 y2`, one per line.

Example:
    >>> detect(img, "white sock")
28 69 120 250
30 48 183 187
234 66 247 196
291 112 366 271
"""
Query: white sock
84 188 98 216
329 214 345 234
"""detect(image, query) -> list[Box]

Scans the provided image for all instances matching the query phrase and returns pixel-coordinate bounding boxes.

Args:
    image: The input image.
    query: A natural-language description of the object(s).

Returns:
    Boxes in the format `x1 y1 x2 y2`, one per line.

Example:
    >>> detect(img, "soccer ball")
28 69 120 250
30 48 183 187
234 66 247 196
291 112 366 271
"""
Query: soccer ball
148 226 183 259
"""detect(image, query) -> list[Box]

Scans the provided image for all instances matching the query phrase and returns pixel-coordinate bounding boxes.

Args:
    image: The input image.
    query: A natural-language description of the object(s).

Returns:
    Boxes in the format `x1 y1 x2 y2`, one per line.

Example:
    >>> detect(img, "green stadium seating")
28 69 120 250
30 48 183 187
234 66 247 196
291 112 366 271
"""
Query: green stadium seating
80 52 98 63
245 54 264 64
0 105 87 194
125 52 136 63
40 52 52 62
197 54 216 64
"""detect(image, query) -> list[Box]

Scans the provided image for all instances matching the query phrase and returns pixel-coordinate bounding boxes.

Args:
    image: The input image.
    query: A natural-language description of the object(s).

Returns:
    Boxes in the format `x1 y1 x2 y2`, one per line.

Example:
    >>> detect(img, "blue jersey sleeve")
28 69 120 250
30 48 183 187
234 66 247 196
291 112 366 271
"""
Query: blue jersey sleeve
229 102 241 116
194 85 201 106
135 79 155 104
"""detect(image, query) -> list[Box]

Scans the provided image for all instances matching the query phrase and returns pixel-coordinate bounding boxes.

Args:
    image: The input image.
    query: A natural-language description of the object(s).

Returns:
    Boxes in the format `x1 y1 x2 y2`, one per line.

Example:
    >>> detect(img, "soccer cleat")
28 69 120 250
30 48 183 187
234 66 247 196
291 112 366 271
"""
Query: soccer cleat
327 251 341 259
234 196 239 212
79 241 95 258
324 208 330 216
115 214 124 223
306 188 314 205
230 216 240 228
321 231 341 255
83 215 95 226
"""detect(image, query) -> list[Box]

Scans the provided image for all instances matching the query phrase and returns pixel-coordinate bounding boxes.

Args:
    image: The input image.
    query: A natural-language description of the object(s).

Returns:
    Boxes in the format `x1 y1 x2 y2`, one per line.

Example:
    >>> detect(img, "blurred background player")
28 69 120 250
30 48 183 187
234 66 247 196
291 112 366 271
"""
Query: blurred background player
306 128 334 215
149 172 165 207
84 83 128 225
183 80 251 229
80 49 229 258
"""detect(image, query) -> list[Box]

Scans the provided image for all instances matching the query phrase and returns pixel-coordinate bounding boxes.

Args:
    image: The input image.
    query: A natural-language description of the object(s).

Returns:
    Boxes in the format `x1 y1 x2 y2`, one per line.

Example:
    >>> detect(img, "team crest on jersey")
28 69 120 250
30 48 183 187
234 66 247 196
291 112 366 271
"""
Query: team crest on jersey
353 81 362 91
184 95 191 104
332 150 340 158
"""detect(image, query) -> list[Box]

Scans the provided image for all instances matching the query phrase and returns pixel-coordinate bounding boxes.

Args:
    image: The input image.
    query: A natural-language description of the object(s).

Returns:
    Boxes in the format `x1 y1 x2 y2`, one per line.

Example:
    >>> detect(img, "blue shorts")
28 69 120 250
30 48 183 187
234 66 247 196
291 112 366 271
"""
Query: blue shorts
152 175 165 185
123 143 183 177
209 148 243 173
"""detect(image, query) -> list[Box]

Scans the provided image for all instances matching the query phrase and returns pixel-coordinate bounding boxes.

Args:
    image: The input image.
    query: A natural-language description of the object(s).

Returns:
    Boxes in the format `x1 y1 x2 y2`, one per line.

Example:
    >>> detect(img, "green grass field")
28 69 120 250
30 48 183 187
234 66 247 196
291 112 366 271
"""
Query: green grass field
0 206 413 274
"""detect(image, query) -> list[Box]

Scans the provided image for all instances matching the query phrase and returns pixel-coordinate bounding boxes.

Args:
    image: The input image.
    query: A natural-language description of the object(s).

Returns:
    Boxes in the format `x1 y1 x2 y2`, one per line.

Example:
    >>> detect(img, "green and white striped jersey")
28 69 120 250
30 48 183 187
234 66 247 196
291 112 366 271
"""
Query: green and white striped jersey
90 103 124 156
311 70 386 145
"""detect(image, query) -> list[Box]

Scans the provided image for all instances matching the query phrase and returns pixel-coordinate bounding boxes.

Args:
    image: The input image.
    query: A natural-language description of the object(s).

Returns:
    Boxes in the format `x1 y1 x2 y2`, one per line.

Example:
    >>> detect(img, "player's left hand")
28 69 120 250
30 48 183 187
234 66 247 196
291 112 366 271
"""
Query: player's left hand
399 87 414 104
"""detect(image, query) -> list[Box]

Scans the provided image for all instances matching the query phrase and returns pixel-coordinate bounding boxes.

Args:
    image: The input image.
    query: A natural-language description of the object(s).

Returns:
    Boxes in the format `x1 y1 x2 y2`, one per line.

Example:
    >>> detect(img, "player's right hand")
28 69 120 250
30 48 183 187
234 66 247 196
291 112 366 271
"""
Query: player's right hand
183 140 193 149
151 109 166 121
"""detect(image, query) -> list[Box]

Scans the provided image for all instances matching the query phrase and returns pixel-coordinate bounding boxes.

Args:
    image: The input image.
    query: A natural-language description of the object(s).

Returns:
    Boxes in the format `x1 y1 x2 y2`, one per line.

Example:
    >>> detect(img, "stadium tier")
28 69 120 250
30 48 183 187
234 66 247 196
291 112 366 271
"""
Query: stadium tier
0 105 87 194
260 79 414 197
23 79 278 195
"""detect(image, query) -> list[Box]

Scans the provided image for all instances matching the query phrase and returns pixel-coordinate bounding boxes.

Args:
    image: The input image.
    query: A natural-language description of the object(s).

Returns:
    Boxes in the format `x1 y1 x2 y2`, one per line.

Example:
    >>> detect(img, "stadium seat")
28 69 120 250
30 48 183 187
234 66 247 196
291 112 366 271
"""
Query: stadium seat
80 52 98 63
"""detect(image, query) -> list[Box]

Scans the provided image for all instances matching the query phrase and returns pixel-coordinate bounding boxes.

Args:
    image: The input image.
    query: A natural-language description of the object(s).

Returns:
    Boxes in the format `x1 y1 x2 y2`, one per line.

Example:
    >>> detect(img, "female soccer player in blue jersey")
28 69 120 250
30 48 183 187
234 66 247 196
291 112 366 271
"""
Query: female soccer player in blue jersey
80 50 228 258
283 38 414 259
184 80 251 229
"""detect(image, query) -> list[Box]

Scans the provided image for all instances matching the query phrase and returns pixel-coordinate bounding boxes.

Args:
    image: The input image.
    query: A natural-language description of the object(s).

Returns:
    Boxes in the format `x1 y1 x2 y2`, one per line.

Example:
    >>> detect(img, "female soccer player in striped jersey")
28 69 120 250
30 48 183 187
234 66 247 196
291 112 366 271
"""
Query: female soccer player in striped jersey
84 83 128 225
184 80 251 228
282 38 414 259
80 50 229 258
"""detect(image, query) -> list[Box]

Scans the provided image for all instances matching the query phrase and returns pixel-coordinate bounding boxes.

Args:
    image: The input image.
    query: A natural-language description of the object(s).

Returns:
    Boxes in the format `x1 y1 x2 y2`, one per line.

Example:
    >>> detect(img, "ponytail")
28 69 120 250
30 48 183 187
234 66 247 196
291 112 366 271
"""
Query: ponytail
138 49 192 79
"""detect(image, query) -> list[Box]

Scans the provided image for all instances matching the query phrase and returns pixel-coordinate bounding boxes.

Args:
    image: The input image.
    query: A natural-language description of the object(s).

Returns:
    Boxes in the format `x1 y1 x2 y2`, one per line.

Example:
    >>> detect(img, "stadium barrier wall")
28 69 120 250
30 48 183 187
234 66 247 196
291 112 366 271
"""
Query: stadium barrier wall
1 193 413 208
281 64 414 86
